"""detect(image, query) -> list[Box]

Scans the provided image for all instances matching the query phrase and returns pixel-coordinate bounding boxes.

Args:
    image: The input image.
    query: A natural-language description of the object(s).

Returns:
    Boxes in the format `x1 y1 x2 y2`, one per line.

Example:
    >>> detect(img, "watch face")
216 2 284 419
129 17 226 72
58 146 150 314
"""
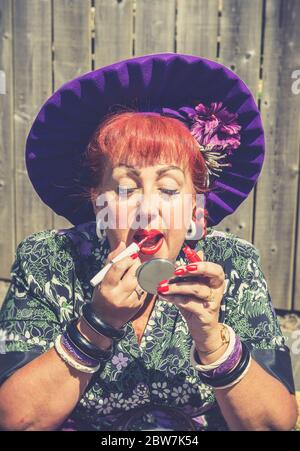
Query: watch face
136 259 175 294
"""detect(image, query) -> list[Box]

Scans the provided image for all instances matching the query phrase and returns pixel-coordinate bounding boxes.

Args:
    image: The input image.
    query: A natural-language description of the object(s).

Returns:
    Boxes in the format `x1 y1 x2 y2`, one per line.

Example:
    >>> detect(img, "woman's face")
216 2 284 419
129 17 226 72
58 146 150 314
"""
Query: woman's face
92 161 197 263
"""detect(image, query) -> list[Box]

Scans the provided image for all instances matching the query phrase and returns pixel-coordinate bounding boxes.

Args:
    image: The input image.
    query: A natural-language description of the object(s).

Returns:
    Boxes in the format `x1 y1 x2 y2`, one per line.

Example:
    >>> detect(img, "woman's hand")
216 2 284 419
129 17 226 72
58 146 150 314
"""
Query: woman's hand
157 255 226 353
90 241 145 329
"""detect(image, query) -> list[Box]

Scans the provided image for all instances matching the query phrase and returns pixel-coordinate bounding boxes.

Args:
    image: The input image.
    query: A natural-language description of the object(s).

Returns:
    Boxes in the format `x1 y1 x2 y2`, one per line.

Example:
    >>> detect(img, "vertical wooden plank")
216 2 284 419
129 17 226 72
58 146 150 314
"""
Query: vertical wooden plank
13 0 53 243
295 146 300 310
91 0 133 231
177 0 219 59
217 0 263 242
52 0 92 230
0 0 14 279
135 0 176 55
255 0 300 310
94 0 133 67
0 280 10 309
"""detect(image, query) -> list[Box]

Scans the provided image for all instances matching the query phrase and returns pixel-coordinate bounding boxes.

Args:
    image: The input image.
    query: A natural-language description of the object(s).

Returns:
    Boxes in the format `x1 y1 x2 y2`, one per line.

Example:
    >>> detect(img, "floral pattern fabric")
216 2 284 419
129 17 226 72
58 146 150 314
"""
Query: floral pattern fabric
0 221 291 431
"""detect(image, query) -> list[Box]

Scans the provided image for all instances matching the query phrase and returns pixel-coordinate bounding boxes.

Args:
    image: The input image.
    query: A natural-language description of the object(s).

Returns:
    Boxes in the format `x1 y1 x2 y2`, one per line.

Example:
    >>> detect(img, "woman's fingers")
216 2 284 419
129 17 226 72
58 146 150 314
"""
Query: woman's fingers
103 255 136 286
175 261 224 278
102 241 145 304
121 256 142 292
173 261 225 287
157 280 214 301
102 242 138 287
161 294 217 315
105 240 126 263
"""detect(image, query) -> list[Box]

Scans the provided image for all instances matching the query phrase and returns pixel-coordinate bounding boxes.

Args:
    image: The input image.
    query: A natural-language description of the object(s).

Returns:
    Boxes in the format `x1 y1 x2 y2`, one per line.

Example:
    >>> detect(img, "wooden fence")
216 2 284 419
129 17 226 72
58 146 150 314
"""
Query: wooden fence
0 0 300 311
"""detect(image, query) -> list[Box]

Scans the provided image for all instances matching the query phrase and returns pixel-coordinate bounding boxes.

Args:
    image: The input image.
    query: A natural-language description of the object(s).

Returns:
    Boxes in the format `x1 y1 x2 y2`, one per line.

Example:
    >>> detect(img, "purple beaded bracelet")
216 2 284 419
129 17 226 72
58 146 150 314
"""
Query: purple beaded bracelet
61 333 99 367
205 335 243 378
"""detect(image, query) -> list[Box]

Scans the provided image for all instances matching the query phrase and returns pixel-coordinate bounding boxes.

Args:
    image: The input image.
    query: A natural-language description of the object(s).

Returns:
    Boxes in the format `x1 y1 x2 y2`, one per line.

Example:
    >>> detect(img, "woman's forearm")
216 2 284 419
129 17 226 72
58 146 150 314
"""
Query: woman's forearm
0 346 92 431
194 329 298 431
213 359 298 431
0 319 112 431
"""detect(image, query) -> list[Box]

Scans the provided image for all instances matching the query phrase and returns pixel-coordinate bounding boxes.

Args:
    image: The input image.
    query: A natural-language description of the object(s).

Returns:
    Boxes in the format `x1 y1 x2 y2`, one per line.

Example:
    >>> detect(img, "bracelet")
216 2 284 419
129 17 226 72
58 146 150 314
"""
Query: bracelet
196 324 230 355
66 318 115 361
191 334 243 379
54 335 101 374
198 341 251 389
190 324 236 372
207 336 243 378
61 333 99 367
213 356 252 390
81 303 126 340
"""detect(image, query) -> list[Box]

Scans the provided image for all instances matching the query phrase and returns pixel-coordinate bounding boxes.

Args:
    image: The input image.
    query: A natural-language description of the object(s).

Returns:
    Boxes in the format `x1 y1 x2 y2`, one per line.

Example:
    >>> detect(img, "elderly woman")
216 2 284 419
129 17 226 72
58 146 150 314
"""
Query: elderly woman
0 53 297 431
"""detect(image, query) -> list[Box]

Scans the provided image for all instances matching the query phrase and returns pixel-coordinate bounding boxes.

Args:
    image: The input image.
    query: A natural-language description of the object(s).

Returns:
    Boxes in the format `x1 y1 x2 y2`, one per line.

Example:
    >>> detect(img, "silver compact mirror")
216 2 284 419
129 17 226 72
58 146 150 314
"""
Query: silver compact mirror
135 258 176 294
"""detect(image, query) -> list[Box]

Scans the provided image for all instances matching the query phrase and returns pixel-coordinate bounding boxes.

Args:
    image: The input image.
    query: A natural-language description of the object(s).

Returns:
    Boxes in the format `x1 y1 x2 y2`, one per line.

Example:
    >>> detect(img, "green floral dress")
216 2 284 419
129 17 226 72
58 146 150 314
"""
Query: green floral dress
0 221 295 431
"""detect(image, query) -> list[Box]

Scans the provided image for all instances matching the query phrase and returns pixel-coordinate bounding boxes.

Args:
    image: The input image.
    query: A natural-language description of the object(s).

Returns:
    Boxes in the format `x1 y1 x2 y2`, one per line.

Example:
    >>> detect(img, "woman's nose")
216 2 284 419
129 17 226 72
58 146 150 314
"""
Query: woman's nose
135 193 160 226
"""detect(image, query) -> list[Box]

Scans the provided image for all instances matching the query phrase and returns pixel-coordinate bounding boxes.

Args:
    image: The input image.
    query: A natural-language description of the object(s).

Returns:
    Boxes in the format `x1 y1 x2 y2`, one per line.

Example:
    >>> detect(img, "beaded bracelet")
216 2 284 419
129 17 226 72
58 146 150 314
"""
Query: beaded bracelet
54 335 101 374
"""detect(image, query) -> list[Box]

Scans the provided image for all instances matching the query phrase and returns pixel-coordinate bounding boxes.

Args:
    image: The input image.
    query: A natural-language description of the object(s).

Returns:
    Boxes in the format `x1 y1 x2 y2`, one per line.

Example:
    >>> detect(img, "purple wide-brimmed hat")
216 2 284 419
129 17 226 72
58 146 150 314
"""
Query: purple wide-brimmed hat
25 52 265 227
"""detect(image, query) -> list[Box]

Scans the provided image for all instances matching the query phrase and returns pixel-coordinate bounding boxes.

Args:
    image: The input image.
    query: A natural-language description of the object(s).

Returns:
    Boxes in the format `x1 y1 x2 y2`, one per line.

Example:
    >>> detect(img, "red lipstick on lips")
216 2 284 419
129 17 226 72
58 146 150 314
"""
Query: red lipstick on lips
133 229 164 255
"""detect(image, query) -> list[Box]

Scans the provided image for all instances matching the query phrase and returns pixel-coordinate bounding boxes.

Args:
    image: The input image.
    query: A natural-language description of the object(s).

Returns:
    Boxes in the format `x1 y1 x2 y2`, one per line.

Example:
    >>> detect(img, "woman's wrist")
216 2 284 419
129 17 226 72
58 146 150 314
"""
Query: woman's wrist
194 323 229 365
90 302 125 330
77 317 113 351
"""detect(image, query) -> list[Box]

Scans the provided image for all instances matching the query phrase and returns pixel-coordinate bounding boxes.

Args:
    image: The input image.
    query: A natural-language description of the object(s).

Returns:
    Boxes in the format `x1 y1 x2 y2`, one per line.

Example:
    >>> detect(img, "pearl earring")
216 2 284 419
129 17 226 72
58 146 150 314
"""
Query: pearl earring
185 207 207 241
185 219 198 240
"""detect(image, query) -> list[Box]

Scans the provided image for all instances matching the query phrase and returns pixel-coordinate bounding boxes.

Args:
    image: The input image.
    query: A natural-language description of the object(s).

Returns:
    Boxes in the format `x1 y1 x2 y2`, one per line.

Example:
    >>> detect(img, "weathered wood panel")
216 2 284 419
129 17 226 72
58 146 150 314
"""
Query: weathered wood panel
254 0 300 310
217 0 263 242
13 0 53 243
0 0 14 279
94 0 133 67
52 0 92 230
135 0 176 55
295 157 300 309
177 0 219 58
0 280 10 309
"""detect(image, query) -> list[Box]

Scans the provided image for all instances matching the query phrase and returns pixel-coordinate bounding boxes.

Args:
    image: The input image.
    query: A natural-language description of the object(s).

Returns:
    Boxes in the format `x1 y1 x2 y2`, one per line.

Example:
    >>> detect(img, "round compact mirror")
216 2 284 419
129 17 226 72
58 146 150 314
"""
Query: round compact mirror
135 258 176 294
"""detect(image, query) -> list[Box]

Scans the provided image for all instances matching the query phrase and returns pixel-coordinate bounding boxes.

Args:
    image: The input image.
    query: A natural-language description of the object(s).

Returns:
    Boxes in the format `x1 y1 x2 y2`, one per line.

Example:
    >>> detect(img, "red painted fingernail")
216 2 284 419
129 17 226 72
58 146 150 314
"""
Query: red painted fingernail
157 285 169 294
130 253 139 259
158 279 169 285
174 268 185 275
186 264 198 271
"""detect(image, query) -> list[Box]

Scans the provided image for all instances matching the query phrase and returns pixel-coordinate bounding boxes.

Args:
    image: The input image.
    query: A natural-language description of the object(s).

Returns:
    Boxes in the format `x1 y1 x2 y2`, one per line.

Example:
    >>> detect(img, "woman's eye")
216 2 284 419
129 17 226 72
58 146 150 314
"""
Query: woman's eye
117 186 136 196
159 188 179 196
117 186 179 197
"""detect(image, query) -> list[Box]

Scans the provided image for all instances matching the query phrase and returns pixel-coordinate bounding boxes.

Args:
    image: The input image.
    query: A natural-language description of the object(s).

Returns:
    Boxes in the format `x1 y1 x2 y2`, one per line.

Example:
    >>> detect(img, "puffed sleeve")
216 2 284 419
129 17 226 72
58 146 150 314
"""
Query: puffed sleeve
221 239 295 394
0 233 63 385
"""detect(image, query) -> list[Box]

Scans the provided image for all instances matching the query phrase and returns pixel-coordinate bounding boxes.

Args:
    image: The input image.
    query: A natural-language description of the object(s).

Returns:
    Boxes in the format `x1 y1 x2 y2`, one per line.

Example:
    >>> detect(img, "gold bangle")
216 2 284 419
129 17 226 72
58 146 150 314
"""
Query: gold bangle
196 324 230 355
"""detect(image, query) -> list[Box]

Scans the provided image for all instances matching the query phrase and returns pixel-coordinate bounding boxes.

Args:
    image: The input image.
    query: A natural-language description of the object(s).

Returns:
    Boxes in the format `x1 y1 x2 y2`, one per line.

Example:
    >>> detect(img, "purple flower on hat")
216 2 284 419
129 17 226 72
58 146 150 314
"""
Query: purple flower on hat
188 102 241 177
190 102 241 153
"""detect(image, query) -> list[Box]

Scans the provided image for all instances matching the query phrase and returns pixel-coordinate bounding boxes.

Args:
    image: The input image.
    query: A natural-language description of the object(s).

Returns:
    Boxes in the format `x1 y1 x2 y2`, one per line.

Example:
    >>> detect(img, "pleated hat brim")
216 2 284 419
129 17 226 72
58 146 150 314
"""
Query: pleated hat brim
26 52 265 226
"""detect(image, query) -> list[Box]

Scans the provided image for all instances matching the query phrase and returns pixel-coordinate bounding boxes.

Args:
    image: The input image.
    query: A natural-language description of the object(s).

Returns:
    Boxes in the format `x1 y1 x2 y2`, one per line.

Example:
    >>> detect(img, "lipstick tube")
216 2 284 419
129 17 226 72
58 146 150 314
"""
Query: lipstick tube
182 245 202 263
90 242 140 287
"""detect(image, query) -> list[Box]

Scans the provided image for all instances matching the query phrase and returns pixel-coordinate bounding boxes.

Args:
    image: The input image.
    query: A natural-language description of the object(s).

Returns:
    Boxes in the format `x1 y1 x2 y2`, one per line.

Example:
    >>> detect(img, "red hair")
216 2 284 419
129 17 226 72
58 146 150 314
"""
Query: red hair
80 109 209 201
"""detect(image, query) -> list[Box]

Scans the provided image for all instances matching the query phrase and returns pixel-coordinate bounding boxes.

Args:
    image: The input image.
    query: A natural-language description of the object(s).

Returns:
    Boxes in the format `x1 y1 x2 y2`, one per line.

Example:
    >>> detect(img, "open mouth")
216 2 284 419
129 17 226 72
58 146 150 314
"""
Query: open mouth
133 229 165 255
